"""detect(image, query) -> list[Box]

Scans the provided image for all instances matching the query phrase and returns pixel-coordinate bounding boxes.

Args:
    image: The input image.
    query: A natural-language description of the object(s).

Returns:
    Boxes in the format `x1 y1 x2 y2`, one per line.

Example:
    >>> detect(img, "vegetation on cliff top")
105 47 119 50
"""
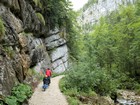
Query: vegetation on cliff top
41 0 73 31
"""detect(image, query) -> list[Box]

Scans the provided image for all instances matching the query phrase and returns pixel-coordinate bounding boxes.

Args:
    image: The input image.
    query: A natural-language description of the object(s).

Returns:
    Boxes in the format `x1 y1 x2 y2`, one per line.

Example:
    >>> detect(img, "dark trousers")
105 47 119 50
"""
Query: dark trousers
48 76 51 85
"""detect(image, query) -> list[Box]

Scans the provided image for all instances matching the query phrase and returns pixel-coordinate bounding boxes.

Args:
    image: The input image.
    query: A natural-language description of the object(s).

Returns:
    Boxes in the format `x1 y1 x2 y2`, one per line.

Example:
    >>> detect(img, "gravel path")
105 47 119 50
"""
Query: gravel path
29 75 68 105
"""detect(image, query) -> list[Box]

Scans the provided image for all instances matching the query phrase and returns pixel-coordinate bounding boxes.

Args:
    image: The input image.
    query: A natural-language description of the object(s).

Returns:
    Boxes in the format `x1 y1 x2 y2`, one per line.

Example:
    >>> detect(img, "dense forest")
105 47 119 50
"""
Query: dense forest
0 0 74 105
60 0 140 104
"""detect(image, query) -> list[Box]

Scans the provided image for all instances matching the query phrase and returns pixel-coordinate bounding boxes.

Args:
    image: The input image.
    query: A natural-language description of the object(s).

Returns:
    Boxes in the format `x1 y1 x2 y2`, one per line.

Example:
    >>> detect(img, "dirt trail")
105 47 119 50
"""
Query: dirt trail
29 75 68 105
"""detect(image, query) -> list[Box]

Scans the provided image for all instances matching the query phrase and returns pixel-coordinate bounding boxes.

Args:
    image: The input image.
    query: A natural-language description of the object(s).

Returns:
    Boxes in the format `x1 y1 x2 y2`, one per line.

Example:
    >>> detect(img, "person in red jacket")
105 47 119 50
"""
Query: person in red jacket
45 68 52 85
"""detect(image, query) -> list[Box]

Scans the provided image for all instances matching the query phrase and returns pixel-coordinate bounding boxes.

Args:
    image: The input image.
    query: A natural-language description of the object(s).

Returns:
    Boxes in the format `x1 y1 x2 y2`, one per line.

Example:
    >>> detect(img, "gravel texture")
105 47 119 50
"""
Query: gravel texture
29 75 68 105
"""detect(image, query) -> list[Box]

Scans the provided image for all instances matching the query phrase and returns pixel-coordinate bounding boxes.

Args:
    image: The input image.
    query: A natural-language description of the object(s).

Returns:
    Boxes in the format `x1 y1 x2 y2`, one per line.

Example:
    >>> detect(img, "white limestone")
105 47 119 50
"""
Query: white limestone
79 0 135 27
50 45 68 62
45 29 69 73
53 63 66 73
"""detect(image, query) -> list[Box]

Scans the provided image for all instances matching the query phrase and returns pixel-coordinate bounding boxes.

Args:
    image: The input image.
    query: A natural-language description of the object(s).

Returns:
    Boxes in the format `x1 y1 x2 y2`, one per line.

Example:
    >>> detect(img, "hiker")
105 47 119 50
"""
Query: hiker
46 68 52 85
42 75 49 91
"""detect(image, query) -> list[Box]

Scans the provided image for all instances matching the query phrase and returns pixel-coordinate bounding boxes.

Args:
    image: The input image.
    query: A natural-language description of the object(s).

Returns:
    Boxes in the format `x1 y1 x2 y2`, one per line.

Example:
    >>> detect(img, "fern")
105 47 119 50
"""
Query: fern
5 96 18 105
4 84 32 104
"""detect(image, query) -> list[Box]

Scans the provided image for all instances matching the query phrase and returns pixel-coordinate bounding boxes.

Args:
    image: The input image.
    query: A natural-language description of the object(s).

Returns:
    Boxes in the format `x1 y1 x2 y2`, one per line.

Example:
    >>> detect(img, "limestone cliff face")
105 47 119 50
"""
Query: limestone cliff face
45 28 68 73
0 0 68 97
78 0 135 32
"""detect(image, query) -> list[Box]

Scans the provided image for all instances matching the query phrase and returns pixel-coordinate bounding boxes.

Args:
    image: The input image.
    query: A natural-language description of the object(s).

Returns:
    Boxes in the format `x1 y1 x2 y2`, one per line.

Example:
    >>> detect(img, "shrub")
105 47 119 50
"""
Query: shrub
36 13 45 25
67 96 80 105
5 96 18 105
5 84 32 105
63 62 117 96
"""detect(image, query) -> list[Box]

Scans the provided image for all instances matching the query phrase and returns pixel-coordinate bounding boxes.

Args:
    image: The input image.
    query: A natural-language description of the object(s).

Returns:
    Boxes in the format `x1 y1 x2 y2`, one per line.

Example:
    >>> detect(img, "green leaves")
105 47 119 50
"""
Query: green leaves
4 84 32 105
5 96 18 105
41 0 73 29
66 1 140 100
64 62 117 96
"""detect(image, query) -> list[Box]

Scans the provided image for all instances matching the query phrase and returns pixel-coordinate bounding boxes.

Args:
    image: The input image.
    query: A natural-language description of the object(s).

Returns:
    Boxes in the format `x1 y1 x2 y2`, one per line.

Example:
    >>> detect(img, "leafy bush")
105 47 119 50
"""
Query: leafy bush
5 84 32 105
0 17 5 39
67 96 80 105
41 0 73 30
63 62 117 96
5 96 18 105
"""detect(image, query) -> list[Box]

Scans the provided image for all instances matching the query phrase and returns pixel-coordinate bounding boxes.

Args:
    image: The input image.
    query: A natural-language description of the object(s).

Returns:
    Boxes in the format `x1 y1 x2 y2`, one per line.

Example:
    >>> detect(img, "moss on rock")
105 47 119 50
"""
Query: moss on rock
0 17 5 39
36 13 45 25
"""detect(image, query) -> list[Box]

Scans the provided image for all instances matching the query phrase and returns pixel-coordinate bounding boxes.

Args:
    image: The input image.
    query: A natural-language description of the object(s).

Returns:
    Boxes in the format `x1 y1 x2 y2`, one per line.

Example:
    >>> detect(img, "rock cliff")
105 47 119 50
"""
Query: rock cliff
0 0 68 97
78 0 135 33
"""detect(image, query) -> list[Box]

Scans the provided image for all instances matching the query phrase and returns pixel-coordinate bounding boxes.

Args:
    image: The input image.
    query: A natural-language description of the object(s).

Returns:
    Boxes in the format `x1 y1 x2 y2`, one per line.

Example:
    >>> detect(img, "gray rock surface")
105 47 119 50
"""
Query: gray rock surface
0 1 68 98
45 28 68 73
78 0 135 33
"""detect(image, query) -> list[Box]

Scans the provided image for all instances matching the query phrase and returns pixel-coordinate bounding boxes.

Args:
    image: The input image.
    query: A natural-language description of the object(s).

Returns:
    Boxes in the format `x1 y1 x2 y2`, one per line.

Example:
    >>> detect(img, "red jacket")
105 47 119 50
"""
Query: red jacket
46 69 52 77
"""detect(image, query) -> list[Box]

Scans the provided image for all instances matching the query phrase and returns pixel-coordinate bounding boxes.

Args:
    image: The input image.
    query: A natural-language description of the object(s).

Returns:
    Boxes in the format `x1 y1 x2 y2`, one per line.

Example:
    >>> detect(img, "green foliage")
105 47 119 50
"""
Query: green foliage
0 101 4 105
63 63 117 96
60 78 83 105
0 17 5 39
5 84 32 105
51 72 66 78
64 2 140 104
5 96 18 105
67 96 80 105
66 12 86 60
36 13 45 25
82 0 98 11
83 3 140 85
41 0 73 30
4 47 14 58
